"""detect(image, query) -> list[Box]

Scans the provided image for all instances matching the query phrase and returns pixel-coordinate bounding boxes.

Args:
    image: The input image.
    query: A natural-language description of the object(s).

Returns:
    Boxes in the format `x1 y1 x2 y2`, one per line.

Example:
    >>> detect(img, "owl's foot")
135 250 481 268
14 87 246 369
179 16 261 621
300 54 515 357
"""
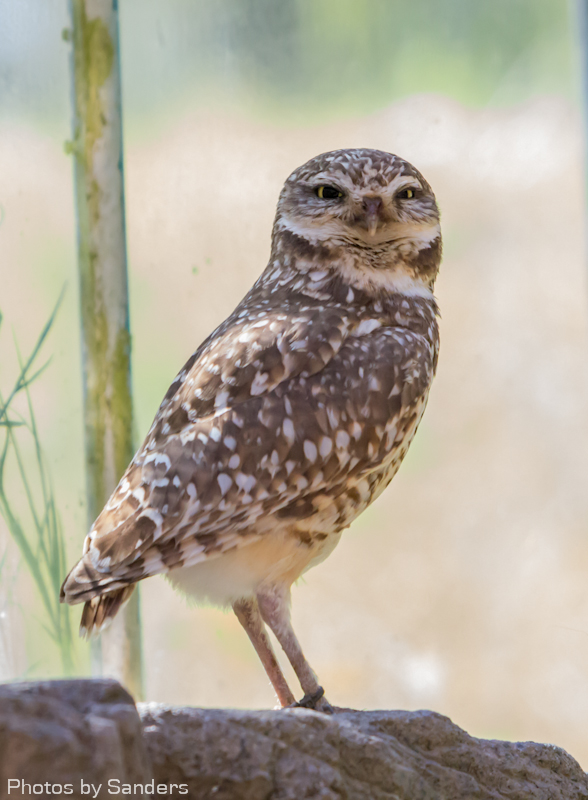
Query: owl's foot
288 685 333 713
294 685 324 708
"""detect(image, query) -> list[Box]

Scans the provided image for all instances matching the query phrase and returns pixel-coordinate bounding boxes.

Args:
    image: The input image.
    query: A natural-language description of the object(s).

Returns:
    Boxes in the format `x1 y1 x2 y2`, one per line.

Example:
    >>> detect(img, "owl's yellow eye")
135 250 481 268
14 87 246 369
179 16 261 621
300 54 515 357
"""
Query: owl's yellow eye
397 188 416 200
316 185 343 200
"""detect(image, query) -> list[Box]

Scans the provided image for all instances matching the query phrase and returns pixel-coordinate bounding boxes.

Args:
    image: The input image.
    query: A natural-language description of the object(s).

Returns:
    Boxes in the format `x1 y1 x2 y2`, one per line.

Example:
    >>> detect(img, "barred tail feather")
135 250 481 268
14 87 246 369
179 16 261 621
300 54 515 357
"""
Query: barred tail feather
79 586 136 638
60 555 136 637
60 556 130 604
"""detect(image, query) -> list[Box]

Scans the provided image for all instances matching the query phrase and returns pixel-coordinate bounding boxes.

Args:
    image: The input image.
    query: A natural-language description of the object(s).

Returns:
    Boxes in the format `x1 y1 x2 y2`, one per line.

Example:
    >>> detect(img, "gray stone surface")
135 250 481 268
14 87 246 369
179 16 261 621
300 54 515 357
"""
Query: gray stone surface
139 704 588 800
0 680 587 799
0 680 151 798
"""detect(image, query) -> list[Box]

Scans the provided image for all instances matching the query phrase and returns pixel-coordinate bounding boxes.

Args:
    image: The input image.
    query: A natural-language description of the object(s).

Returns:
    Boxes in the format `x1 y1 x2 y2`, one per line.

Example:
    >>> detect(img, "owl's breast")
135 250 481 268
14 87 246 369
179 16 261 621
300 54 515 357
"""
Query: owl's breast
276 323 437 535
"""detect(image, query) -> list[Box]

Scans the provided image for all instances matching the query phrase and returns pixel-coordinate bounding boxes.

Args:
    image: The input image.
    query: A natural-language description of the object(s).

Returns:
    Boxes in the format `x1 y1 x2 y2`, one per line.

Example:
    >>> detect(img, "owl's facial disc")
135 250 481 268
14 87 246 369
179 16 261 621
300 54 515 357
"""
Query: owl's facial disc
272 150 442 291
278 169 440 252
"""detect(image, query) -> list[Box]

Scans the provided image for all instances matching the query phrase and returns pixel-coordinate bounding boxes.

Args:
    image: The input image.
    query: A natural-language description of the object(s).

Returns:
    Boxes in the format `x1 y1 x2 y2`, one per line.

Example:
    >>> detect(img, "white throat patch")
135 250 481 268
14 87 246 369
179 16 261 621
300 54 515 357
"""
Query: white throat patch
336 261 435 298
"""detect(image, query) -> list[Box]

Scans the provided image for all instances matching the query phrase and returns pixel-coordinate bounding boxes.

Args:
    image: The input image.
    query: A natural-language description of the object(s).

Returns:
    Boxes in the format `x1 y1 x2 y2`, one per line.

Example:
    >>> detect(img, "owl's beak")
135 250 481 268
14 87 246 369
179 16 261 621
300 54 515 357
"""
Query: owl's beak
362 195 384 236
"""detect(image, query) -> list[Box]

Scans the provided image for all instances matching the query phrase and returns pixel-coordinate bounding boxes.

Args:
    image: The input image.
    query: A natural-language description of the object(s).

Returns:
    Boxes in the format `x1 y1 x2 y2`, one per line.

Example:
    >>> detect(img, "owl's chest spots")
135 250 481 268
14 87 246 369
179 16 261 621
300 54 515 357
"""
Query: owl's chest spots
291 389 429 538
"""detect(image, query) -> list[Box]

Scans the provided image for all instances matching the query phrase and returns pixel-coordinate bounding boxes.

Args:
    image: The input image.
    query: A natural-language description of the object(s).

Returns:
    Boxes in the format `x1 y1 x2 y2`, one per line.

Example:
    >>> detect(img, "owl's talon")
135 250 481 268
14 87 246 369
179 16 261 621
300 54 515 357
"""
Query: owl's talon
314 696 334 714
288 685 330 711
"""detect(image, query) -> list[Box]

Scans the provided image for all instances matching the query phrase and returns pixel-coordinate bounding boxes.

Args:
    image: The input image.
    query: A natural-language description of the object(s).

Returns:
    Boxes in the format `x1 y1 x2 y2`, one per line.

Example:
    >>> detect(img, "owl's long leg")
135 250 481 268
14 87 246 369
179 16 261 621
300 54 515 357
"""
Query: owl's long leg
233 597 296 707
257 584 331 711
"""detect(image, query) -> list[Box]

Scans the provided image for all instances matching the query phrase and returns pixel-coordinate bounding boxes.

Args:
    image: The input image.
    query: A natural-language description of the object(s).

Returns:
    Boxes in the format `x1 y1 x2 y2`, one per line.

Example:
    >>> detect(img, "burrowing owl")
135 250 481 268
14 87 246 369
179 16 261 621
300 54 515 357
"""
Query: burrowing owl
61 148 441 711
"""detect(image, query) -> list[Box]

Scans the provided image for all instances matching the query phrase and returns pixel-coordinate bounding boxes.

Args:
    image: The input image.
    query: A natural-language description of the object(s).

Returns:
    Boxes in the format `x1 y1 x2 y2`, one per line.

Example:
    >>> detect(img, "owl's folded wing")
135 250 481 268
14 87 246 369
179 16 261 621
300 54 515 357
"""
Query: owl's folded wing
61 304 362 603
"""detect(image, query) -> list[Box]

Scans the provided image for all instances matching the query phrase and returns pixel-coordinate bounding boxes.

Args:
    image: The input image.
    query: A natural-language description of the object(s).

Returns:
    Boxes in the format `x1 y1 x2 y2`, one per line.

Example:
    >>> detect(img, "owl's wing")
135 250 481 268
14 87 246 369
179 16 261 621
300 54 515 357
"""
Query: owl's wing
62 304 360 601
152 304 353 426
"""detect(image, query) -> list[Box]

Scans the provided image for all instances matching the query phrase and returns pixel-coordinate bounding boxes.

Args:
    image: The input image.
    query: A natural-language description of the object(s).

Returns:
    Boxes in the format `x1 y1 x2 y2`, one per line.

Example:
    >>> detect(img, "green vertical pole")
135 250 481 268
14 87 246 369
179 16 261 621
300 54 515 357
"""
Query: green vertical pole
578 2 588 126
66 0 143 699
577 1 588 315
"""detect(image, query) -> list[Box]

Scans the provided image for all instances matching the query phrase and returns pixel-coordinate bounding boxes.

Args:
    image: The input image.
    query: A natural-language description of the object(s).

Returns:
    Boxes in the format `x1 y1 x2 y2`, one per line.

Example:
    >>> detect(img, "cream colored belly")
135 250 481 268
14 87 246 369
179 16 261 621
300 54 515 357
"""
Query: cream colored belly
166 528 342 608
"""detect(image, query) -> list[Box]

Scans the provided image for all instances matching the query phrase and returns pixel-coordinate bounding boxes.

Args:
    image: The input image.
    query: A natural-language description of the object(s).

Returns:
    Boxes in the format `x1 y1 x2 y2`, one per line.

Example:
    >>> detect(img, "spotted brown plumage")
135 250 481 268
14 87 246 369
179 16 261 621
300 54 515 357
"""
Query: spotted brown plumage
61 148 442 710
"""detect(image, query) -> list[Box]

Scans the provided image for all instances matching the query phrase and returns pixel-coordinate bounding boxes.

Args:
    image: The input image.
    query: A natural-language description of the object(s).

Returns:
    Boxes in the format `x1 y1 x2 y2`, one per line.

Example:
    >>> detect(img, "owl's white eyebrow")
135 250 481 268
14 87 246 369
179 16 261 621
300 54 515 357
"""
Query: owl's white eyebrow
307 173 354 190
390 178 422 193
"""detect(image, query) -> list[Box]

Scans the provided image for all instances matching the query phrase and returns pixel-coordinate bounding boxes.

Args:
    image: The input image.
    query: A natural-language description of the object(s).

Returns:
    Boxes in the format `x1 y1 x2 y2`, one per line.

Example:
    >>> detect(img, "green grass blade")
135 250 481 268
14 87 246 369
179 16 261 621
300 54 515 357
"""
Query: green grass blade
0 291 75 674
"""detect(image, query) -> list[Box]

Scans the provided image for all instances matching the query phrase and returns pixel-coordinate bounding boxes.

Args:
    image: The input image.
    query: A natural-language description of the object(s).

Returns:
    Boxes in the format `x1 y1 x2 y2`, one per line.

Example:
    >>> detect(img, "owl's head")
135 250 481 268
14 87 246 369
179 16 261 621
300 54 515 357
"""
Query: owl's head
273 149 441 291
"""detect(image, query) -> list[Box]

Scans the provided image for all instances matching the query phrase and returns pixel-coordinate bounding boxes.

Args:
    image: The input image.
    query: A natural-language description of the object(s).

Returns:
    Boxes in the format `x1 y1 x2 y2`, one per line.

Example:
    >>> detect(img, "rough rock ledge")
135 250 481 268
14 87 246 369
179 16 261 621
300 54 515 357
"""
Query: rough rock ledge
0 679 586 800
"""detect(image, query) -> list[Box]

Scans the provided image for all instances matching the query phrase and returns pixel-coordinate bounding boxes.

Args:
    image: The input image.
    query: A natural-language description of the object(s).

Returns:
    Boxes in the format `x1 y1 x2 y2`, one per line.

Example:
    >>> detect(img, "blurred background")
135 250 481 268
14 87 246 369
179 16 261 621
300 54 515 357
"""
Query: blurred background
2 0 588 768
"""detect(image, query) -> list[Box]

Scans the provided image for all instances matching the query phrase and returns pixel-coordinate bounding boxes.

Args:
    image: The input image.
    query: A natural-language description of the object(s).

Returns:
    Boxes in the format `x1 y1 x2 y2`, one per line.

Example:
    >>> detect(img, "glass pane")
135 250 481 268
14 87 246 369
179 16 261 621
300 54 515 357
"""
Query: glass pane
1 0 586 769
